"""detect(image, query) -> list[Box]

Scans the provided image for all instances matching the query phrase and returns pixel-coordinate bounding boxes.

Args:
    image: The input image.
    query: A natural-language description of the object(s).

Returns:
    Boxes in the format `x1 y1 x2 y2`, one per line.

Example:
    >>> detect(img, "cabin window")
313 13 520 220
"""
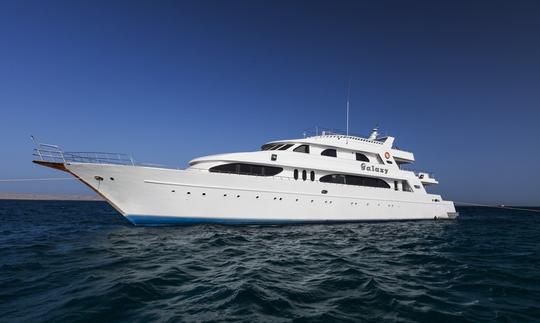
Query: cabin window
402 181 413 192
278 144 293 150
293 145 310 153
302 170 307 181
320 174 390 189
271 144 284 150
310 171 315 181
294 169 298 180
261 144 277 151
356 153 369 162
209 163 283 176
320 174 345 184
321 149 337 157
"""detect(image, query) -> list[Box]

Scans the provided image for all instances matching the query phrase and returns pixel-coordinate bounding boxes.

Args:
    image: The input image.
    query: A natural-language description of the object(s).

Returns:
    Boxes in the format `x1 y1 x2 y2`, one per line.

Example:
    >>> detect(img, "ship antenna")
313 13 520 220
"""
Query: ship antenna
346 77 351 136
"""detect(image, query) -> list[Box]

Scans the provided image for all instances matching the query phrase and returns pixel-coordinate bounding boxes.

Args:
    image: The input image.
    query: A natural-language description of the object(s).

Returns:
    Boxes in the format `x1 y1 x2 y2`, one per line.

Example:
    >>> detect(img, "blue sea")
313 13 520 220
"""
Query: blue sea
0 200 539 322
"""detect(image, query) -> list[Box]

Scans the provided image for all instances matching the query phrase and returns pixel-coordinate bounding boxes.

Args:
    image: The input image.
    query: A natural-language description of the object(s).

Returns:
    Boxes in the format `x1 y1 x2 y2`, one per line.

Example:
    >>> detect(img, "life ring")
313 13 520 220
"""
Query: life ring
384 152 391 159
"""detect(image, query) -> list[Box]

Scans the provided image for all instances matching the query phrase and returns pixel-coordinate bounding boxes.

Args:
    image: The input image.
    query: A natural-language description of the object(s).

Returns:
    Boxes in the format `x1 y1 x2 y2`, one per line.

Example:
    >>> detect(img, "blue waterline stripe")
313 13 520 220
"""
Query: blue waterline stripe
124 215 445 226
126 215 328 225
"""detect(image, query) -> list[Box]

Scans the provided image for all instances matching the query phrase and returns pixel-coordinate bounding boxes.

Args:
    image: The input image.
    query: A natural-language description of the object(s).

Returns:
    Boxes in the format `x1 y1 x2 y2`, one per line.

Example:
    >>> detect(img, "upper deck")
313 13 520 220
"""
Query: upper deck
264 129 415 163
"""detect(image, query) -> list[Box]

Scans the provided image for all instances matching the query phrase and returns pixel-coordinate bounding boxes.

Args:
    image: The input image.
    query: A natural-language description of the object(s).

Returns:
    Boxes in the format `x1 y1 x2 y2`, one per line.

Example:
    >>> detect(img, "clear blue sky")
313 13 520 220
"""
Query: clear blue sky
1 1 539 205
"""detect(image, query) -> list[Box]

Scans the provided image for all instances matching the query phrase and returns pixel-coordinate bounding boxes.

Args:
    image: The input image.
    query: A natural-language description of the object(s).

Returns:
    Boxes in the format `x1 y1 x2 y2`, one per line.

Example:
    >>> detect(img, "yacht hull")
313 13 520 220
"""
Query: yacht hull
57 162 457 225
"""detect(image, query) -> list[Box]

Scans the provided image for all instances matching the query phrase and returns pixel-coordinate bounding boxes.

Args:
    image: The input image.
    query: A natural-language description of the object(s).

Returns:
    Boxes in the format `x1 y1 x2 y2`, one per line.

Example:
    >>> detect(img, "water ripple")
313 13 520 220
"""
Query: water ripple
0 201 539 322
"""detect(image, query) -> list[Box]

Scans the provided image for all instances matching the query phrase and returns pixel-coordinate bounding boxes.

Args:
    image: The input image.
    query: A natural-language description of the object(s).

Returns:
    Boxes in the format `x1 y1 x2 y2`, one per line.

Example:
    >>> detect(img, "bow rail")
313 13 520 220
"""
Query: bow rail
31 137 134 166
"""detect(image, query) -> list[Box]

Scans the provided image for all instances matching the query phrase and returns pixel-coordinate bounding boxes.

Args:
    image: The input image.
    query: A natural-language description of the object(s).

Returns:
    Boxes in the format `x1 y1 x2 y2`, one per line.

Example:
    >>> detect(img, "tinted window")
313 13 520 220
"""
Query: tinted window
271 144 284 150
356 153 369 162
293 145 310 153
261 144 276 151
320 174 390 188
209 163 283 176
278 144 293 150
402 181 413 192
321 149 337 157
320 174 345 184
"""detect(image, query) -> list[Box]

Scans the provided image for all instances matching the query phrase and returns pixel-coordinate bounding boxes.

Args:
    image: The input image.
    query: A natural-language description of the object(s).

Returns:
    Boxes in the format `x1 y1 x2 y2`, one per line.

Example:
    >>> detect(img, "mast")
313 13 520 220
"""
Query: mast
346 77 351 136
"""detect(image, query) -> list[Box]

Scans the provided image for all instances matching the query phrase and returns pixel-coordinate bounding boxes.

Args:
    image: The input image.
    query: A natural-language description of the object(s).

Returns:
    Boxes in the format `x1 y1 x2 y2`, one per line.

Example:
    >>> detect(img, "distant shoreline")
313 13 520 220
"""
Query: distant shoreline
0 194 103 201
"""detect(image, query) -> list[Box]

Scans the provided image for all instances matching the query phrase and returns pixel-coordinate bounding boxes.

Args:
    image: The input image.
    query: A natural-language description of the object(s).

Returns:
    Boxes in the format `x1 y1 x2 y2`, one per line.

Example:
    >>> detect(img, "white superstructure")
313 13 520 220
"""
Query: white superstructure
33 128 458 225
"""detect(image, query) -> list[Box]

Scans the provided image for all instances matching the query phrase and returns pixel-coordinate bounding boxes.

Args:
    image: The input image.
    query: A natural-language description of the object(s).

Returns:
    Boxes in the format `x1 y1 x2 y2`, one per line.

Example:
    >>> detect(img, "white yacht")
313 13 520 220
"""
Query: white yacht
32 128 458 225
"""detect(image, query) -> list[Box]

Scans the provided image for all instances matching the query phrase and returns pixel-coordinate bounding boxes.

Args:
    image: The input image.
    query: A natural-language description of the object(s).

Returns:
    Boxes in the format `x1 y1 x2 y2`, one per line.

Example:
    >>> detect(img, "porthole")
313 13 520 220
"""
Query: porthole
279 198 282 201
274 197 277 200
294 169 298 180
256 196 259 199
223 194 227 197
236 195 240 198
310 171 315 181
302 170 307 181
187 192 191 195
110 177 115 181
202 193 206 196
171 190 175 193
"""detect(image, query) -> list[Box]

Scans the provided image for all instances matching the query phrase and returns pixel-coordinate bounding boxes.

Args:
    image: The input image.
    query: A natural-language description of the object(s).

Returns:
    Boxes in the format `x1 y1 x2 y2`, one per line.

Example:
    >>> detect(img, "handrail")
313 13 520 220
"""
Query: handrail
400 167 435 179
32 141 135 166
302 127 384 145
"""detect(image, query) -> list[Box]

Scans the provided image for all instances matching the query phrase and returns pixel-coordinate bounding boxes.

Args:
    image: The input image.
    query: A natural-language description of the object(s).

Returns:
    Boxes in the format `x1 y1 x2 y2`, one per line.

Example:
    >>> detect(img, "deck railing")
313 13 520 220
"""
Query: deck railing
400 167 436 179
302 127 385 145
32 141 135 166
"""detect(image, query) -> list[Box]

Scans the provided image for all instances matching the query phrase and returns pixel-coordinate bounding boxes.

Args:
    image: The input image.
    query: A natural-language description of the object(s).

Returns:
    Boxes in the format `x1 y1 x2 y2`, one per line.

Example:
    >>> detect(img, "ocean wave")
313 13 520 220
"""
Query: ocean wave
1 201 539 322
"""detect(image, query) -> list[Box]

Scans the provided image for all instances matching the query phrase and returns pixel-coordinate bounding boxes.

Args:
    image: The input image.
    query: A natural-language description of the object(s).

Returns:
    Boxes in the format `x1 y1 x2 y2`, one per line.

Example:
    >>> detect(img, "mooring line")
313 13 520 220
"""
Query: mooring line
456 201 540 213
0 178 75 182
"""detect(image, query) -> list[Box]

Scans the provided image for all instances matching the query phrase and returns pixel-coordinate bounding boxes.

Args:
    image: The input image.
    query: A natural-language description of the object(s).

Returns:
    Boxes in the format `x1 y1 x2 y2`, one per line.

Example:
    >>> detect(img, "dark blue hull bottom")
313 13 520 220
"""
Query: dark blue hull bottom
125 215 443 226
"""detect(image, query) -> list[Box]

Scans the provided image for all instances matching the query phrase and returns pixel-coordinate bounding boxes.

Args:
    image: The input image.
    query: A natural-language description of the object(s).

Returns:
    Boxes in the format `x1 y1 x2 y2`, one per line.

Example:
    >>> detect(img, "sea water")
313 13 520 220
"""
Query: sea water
0 200 539 322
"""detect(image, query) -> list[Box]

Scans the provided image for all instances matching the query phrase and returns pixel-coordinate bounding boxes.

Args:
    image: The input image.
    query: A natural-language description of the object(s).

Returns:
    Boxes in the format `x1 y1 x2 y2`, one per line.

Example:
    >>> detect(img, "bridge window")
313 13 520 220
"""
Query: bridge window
278 144 293 150
321 149 337 157
209 163 283 176
293 145 310 153
270 144 285 150
320 174 390 188
261 144 277 151
356 153 369 162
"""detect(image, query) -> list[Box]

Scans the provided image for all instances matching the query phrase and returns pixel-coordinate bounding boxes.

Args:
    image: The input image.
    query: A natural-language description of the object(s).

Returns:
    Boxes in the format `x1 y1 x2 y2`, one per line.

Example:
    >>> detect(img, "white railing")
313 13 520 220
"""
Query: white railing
302 127 384 145
400 167 435 179
32 140 134 166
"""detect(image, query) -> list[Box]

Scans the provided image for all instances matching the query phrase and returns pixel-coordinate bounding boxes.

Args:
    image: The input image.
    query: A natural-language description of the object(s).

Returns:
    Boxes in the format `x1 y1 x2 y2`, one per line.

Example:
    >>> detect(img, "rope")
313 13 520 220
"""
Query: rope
0 178 75 182
456 201 540 213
